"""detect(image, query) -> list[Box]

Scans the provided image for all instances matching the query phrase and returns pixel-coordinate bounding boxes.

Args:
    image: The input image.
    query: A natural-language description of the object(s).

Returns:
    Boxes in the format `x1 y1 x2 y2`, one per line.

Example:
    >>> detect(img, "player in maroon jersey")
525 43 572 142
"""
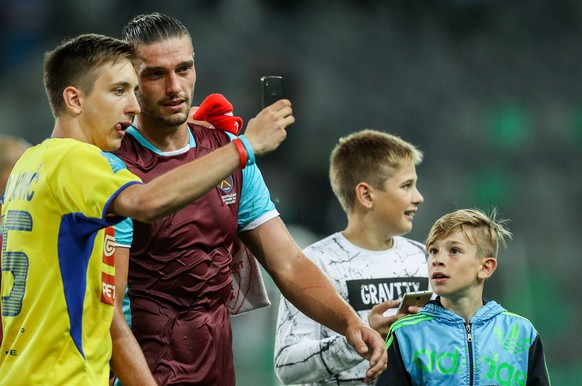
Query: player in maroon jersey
112 12 387 386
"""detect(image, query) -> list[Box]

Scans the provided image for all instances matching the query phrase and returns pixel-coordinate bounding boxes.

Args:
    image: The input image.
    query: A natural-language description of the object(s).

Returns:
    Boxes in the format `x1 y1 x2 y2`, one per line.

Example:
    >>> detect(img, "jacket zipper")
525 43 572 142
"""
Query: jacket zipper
466 323 474 386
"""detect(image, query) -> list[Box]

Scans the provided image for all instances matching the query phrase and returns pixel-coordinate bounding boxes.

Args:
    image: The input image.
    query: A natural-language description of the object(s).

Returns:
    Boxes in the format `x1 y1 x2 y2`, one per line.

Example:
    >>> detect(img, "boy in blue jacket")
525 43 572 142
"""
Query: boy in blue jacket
376 208 550 386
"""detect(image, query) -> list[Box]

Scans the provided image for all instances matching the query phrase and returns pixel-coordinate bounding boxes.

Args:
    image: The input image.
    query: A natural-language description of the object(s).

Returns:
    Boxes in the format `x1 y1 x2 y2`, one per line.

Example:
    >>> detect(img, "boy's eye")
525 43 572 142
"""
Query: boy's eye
450 247 460 254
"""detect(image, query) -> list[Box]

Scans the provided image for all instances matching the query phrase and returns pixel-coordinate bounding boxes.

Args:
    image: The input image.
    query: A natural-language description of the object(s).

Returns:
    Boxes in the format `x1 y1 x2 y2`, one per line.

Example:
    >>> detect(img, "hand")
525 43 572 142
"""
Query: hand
368 300 422 339
345 323 388 383
243 99 294 156
187 106 214 128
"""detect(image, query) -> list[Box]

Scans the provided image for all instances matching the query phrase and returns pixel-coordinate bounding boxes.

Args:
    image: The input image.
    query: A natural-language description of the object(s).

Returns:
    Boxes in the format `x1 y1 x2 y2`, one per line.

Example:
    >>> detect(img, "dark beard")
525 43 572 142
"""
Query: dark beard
152 111 188 127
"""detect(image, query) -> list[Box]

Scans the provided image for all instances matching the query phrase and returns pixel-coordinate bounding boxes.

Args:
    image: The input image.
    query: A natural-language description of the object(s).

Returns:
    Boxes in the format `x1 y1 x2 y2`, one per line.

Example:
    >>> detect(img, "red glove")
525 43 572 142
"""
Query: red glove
192 93 244 135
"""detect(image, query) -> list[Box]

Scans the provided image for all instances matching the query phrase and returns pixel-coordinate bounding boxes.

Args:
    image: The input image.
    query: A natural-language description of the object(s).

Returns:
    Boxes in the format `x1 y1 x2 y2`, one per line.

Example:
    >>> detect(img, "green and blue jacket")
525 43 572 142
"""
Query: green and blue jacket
376 298 550 386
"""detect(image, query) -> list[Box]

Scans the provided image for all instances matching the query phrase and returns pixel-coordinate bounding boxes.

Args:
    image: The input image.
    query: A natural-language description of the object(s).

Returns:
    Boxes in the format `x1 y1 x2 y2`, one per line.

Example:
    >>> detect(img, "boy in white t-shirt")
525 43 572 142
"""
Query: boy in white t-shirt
274 129 428 385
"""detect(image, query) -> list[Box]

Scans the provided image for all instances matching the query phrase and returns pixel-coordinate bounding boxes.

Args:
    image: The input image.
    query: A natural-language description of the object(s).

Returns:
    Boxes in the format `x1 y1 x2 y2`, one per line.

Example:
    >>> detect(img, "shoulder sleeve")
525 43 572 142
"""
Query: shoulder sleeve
274 295 363 384
103 152 134 247
48 143 141 220
48 143 142 223
527 335 551 386
238 163 277 229
376 334 413 386
114 217 133 247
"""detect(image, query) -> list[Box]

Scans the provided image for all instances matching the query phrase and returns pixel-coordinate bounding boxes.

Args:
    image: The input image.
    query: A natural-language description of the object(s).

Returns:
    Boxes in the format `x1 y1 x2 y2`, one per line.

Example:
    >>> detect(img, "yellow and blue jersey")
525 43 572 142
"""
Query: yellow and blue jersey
0 138 141 385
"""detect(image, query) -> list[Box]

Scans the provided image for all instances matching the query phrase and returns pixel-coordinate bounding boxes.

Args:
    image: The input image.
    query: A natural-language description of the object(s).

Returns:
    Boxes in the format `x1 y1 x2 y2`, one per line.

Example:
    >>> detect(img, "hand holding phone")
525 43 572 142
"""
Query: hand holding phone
261 75 284 108
395 290 433 314
382 290 433 317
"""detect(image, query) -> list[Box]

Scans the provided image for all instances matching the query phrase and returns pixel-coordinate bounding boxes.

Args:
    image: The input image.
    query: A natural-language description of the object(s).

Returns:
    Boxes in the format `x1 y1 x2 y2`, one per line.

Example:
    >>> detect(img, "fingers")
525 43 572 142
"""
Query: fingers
267 101 294 129
371 300 399 314
368 300 400 338
365 353 387 383
364 334 388 383
267 98 292 110
352 338 370 359
406 305 421 314
188 119 213 128
264 99 294 123
243 99 294 155
348 326 388 383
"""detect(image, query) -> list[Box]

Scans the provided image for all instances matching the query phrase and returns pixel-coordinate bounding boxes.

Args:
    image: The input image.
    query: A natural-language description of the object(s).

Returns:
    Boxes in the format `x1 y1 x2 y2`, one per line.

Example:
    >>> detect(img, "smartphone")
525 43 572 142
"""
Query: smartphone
261 75 284 108
396 290 433 314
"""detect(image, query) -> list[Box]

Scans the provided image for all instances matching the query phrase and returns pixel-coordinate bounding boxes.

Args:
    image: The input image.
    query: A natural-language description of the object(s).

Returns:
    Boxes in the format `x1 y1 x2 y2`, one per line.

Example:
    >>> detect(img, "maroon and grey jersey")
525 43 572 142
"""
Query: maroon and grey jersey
113 124 276 385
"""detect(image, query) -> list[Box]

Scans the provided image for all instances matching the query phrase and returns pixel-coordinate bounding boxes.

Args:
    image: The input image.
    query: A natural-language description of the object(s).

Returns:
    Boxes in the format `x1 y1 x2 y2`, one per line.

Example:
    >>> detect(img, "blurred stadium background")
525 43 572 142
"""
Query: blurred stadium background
1 0 580 384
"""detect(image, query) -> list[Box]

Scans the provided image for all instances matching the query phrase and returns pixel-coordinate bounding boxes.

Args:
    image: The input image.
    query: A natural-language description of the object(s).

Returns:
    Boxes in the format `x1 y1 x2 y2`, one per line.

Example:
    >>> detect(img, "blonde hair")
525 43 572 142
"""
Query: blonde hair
329 129 423 213
426 208 512 259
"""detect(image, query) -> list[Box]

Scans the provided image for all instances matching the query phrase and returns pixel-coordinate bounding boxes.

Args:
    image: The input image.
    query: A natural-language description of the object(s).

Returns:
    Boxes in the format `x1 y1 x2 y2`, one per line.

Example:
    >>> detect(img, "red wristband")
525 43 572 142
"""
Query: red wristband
232 138 248 169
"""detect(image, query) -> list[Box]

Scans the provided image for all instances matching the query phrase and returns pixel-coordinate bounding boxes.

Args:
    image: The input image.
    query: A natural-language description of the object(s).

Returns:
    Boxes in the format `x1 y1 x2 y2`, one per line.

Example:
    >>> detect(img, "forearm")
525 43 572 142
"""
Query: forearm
112 141 240 222
244 221 360 334
110 308 157 386
276 258 362 336
114 247 129 313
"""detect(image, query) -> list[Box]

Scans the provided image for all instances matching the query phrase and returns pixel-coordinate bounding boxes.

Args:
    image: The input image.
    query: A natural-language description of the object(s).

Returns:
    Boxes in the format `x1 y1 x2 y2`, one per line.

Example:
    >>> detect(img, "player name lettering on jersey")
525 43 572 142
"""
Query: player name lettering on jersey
4 169 40 202
346 277 429 311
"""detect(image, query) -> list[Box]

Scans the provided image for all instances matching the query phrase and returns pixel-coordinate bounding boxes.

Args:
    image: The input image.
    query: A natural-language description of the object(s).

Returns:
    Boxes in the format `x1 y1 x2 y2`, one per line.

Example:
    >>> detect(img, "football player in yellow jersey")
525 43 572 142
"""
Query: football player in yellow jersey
0 33 293 385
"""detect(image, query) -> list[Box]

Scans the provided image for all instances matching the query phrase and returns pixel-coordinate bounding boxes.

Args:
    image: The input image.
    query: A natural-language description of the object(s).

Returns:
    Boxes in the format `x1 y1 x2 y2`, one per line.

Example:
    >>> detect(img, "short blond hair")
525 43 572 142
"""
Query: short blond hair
426 208 512 259
329 129 423 213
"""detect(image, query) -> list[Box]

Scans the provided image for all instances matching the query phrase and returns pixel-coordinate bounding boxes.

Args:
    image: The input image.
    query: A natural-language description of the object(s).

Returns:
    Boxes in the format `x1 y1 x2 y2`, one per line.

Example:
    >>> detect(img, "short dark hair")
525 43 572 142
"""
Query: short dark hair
122 12 190 45
44 33 134 117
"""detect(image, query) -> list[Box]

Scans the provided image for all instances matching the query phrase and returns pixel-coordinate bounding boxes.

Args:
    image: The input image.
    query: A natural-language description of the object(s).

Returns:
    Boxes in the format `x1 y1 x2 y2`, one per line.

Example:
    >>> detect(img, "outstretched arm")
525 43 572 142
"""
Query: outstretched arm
240 217 387 383
111 100 294 223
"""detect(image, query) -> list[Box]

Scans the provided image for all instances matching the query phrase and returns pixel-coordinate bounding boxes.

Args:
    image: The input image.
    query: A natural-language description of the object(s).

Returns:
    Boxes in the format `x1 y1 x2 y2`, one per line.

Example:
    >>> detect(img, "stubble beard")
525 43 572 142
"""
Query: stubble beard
138 93 191 128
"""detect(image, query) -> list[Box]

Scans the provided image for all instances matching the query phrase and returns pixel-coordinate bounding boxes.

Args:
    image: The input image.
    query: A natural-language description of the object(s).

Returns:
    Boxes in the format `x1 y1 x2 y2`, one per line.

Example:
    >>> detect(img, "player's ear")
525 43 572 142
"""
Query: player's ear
478 257 497 280
354 182 373 209
63 86 83 115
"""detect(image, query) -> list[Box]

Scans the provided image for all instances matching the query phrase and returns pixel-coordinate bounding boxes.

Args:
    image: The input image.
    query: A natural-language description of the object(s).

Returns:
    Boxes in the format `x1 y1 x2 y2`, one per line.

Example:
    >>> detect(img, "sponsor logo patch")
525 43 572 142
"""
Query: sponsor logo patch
101 272 115 305
103 227 115 267
217 176 237 205
217 176 234 193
